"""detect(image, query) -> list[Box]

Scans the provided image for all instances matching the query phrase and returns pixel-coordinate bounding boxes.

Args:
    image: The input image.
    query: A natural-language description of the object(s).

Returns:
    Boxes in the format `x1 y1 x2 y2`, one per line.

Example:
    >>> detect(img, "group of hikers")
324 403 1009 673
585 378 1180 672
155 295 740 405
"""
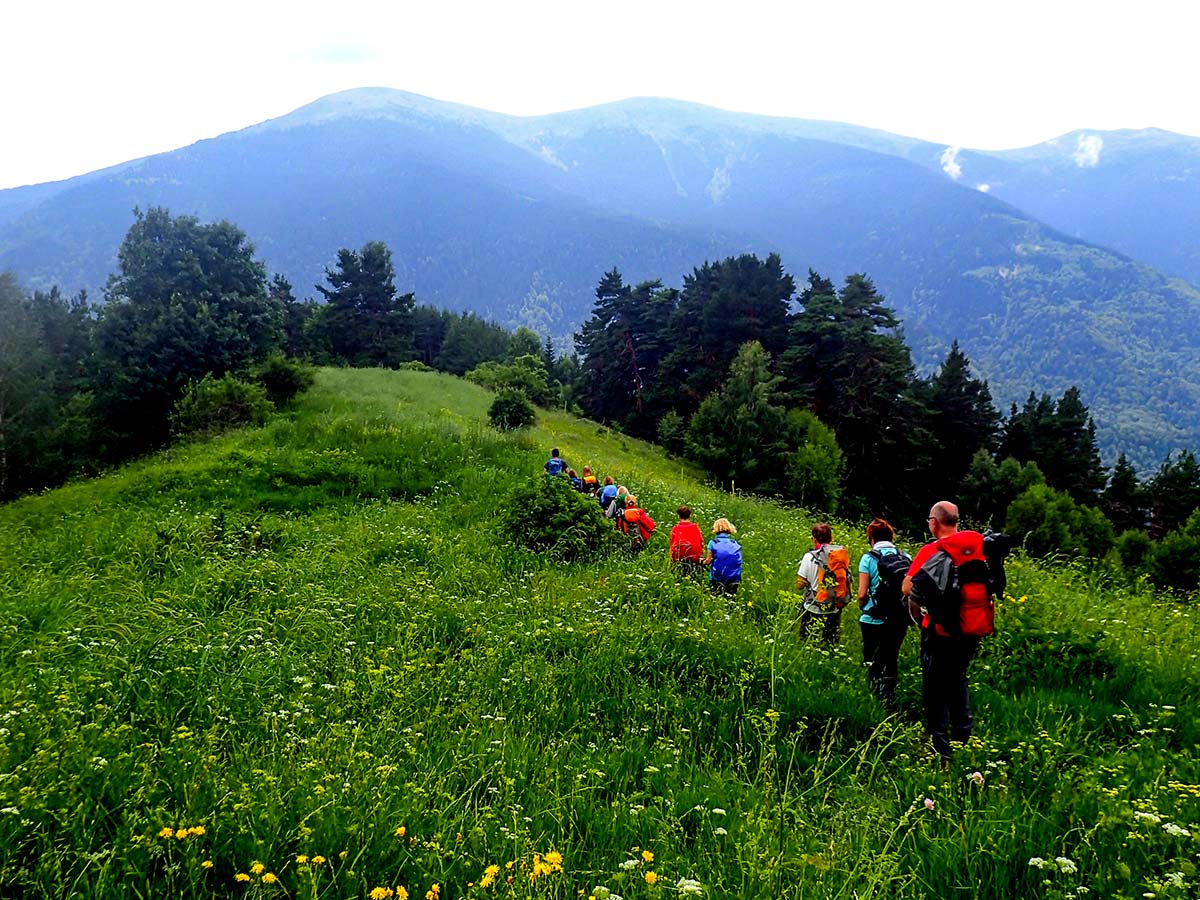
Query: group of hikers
544 449 1012 765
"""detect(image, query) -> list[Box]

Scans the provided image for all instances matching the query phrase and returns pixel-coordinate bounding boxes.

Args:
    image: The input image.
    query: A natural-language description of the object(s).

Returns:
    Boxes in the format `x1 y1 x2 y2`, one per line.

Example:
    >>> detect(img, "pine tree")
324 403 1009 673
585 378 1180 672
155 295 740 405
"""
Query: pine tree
313 241 414 367
1102 453 1148 534
924 341 1001 495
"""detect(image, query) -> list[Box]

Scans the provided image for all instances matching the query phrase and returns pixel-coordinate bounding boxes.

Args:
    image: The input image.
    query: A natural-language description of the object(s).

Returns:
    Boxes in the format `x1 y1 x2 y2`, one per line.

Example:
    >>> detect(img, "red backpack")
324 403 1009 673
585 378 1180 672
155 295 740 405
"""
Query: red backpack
910 531 995 638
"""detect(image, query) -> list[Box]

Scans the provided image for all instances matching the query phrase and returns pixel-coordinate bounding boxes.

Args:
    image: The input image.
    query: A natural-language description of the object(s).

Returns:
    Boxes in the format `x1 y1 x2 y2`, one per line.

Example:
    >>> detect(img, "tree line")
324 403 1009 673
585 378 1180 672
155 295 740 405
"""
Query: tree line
2 211 1198 592
571 256 1200 593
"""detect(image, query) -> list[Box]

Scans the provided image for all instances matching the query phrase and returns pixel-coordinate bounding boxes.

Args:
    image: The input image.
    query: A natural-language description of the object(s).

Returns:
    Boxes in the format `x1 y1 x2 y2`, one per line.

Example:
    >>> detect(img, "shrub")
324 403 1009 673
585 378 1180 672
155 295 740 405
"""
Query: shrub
657 410 687 455
171 374 273 436
488 389 536 431
253 354 315 407
399 360 432 371
500 474 613 561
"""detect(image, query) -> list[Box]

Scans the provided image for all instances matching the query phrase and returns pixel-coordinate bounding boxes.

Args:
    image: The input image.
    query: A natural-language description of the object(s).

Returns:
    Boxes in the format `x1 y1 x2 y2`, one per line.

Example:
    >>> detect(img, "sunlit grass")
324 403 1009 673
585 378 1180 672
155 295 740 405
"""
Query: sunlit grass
0 367 1197 898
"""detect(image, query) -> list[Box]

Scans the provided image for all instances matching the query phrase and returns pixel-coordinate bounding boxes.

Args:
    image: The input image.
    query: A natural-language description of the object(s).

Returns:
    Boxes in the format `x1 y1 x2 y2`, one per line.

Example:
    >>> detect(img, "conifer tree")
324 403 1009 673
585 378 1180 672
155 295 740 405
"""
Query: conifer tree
1102 453 1148 534
313 240 414 367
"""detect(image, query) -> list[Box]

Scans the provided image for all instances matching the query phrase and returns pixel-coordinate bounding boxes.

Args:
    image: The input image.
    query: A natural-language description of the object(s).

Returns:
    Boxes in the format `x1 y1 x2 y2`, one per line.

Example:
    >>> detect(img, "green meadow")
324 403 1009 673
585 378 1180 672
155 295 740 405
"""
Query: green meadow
1 368 1197 899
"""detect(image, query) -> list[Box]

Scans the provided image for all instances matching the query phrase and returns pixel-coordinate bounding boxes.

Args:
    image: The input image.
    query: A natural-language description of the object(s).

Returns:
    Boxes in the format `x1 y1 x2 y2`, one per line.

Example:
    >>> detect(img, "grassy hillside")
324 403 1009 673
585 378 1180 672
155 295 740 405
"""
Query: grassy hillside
1 369 1198 899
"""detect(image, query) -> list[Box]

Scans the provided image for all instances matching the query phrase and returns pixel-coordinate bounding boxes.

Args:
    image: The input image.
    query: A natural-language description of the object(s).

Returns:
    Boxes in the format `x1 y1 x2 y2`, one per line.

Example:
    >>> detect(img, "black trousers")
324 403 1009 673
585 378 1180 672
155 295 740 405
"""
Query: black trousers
860 619 908 706
920 628 981 758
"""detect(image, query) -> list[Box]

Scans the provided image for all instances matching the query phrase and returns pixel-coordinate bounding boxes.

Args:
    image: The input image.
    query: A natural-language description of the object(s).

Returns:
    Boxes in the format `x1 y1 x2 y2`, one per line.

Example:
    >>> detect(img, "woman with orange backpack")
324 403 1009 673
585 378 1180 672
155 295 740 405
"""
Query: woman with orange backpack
618 495 656 553
796 522 851 645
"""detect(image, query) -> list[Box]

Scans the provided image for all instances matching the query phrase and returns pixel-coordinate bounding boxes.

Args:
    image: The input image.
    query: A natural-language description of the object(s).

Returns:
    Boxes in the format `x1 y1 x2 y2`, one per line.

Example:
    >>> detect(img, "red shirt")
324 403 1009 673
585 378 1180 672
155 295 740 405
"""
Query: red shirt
669 521 704 562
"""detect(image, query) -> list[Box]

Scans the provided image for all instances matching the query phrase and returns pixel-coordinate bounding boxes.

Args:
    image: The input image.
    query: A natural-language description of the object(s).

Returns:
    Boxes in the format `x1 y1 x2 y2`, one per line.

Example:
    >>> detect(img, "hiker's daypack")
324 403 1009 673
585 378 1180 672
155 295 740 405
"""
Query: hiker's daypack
867 547 914 625
622 507 656 542
710 535 742 581
582 474 600 494
910 530 1010 638
545 457 566 476
806 544 851 613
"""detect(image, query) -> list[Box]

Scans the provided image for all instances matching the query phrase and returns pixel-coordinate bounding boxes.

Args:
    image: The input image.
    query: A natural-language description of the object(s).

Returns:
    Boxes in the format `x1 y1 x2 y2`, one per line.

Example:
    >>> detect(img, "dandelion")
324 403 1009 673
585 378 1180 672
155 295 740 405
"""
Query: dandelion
370 889 394 900
545 850 564 870
394 826 407 838
645 871 658 885
312 856 327 865
159 827 175 839
426 885 440 900
235 873 251 882
202 860 213 869
642 850 654 863
296 855 309 865
481 865 501 888
176 830 189 840
262 873 277 884
251 863 265 876
189 825 206 836
397 888 409 900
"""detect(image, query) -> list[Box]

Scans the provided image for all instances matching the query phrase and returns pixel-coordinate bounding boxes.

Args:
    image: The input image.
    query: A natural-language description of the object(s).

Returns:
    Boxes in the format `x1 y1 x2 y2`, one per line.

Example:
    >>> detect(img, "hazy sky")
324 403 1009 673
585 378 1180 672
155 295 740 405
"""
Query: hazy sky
3 0 1196 190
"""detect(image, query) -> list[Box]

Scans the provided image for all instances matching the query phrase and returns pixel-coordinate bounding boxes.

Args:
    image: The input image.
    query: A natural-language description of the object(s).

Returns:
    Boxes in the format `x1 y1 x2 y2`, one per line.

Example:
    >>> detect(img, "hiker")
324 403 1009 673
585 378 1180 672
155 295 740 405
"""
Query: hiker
796 523 851 645
598 476 618 511
704 518 742 595
581 466 600 496
606 486 629 521
668 506 705 576
857 518 912 708
619 494 656 553
567 468 584 491
544 448 567 476
902 500 993 763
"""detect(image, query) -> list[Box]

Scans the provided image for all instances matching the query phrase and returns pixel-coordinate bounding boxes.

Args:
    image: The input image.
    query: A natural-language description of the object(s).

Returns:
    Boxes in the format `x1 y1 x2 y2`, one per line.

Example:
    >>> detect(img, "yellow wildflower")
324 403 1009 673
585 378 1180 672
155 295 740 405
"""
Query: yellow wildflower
394 826 406 838
426 885 440 900
312 856 327 865
481 864 501 887
545 850 564 870
370 889 394 900
202 860 213 869
176 830 189 840
235 873 251 882
642 850 654 864
645 871 658 885
251 862 265 875
339 851 348 860
262 873 277 884
397 888 409 900
159 827 175 839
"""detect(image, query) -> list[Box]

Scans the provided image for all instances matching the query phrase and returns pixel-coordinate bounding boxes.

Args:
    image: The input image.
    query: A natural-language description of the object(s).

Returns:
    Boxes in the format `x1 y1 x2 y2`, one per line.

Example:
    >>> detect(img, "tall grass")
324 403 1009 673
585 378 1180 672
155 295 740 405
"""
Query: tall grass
0 368 1197 899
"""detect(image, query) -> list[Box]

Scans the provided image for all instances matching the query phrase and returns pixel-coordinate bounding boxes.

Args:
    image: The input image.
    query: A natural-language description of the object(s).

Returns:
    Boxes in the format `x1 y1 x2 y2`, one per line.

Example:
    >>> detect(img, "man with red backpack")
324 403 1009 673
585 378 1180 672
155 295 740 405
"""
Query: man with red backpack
902 501 1002 764
617 495 656 554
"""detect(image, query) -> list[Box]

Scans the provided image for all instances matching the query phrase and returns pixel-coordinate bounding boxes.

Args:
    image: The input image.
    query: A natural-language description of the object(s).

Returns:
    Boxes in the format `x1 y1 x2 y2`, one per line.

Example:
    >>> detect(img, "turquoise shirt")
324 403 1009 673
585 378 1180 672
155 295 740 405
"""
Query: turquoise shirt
858 541 898 625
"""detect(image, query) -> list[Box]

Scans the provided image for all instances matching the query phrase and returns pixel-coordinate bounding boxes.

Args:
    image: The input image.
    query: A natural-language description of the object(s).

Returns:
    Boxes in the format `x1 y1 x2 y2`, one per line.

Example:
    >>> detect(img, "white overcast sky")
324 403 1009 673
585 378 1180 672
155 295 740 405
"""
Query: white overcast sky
2 0 1196 190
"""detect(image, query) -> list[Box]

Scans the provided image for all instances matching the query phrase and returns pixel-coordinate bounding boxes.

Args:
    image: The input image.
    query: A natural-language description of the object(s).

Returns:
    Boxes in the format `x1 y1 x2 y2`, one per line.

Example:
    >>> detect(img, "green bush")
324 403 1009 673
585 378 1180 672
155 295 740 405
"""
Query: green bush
399 360 432 371
488 389 536 431
171 374 273 436
499 474 613 561
253 354 315 407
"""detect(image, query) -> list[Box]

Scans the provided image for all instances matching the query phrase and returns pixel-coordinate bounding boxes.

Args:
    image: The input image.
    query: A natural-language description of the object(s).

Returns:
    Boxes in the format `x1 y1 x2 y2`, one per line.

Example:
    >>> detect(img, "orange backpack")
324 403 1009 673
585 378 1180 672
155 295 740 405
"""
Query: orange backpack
813 544 851 610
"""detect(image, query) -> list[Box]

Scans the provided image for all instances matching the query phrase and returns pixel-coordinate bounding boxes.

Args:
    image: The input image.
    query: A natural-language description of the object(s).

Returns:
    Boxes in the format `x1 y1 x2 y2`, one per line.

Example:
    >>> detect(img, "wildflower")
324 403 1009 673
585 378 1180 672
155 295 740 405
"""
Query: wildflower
714 827 728 836
677 877 703 896
312 856 327 865
620 859 640 870
924 798 935 811
1163 822 1191 837
339 851 348 860
481 865 500 888
1055 858 1078 875
176 830 189 840
202 860 213 869
251 862 265 876
1135 811 1162 823
426 885 440 900
711 808 726 816
645 871 658 885
968 771 984 786
296 855 309 865
397 888 409 900
159 827 175 839
235 873 251 882
545 850 563 870
262 873 277 884
642 850 654 864
189 825 206 836
394 826 407 838
370 889 394 900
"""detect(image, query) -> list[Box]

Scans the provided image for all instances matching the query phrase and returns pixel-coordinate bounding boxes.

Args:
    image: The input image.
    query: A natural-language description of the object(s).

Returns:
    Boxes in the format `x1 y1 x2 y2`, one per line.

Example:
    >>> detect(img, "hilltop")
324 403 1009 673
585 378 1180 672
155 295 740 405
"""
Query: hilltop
1 368 1197 898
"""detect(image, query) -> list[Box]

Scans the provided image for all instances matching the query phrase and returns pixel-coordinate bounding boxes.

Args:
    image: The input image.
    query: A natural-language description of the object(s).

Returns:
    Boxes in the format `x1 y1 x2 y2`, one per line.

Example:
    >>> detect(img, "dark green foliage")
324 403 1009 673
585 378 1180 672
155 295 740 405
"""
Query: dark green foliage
252 354 315 407
488 389 536 431
0 273 57 497
311 240 414 366
171 374 273 436
1005 484 1114 559
436 311 513 375
1146 450 1200 536
467 356 552 407
961 452 1045 527
785 410 845 513
1102 453 1148 534
656 410 687 456
500 474 612 561
1143 510 1200 593
1114 528 1153 572
1000 388 1106 503
94 207 283 453
922 341 1000 494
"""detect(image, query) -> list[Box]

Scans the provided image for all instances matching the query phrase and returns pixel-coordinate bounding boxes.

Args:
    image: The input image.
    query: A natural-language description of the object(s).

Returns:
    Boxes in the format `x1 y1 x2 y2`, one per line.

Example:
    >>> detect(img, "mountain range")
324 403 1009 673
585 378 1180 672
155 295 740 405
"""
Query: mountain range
1 87 1198 469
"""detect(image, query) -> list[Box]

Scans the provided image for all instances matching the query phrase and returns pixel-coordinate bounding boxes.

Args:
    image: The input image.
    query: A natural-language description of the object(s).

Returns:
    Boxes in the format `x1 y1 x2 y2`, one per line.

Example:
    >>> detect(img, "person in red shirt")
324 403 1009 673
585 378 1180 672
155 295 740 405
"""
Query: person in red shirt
902 500 985 764
668 506 705 577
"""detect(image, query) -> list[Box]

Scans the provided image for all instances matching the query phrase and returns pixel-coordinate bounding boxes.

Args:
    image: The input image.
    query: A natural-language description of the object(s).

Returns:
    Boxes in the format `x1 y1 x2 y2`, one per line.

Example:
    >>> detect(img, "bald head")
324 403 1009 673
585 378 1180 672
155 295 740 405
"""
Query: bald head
928 501 959 537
